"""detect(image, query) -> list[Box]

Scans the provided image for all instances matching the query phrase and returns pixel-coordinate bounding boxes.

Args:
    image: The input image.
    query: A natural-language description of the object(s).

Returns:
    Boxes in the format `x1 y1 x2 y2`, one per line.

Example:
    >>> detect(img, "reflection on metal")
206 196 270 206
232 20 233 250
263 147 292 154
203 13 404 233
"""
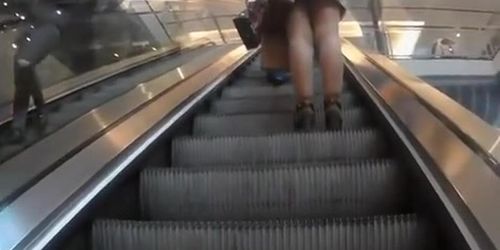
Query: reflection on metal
176 67 185 79
491 138 500 154
89 110 107 130
343 40 500 249
138 83 146 93
0 45 253 250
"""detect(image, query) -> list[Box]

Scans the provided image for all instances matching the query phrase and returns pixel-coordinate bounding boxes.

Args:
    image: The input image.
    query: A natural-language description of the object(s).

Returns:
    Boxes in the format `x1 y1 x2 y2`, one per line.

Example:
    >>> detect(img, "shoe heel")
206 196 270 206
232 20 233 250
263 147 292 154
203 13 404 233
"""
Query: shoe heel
325 99 343 131
294 102 316 131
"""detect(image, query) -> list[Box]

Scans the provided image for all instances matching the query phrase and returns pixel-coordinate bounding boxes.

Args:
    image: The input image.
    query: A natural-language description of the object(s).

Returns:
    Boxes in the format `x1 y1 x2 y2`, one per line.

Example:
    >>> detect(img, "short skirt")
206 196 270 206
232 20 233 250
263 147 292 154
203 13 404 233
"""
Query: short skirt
294 0 346 18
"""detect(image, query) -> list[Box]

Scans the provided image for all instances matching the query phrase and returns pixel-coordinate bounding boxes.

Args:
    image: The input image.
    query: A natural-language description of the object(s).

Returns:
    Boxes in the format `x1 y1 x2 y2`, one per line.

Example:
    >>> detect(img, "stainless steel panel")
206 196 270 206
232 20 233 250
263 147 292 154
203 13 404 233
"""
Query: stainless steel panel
367 52 499 157
343 40 500 171
343 40 500 249
0 45 253 250
0 45 236 208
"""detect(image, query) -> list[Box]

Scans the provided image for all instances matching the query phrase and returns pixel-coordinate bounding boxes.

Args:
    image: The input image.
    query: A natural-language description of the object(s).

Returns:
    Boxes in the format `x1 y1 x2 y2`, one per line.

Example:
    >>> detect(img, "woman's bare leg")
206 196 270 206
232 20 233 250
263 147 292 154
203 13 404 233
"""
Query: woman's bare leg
311 0 344 130
287 4 314 104
311 0 343 101
287 4 316 130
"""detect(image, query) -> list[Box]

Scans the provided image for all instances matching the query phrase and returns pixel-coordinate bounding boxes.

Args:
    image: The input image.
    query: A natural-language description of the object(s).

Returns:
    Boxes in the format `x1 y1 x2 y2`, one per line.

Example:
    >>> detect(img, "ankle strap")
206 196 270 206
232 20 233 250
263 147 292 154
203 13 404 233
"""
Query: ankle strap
324 97 342 109
296 101 315 110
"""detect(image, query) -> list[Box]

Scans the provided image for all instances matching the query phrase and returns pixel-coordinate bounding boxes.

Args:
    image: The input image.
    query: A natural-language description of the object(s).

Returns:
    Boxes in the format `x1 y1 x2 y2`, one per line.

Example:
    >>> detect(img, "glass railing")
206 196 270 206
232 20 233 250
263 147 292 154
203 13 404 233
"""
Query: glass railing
341 2 500 128
0 0 244 114
342 6 500 60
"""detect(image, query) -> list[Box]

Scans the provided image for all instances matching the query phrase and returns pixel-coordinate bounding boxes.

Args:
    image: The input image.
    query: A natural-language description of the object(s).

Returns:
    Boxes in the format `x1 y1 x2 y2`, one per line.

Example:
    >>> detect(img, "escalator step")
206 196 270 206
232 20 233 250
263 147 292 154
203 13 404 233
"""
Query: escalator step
141 160 405 220
172 129 386 167
211 95 358 115
194 108 370 136
235 68 326 87
222 85 294 98
232 78 272 86
93 214 433 250
222 84 352 99
242 69 266 78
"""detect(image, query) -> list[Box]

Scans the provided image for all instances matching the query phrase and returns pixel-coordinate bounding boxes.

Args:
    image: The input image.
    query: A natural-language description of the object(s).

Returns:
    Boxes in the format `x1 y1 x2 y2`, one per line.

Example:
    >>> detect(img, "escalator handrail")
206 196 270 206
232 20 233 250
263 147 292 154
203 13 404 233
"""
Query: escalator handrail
343 40 500 175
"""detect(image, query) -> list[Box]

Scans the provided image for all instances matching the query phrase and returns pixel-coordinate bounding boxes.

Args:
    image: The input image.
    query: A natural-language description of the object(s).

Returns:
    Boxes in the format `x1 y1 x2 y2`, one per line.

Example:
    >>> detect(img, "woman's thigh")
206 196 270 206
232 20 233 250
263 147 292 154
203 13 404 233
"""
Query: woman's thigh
287 3 313 42
309 0 342 37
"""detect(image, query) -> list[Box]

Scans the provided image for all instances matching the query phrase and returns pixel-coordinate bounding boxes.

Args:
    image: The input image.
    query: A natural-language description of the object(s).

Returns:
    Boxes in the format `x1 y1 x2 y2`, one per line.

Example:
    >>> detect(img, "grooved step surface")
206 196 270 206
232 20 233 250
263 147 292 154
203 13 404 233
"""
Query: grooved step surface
141 160 406 220
172 129 387 167
211 95 359 115
193 108 370 136
93 214 434 250
222 84 353 99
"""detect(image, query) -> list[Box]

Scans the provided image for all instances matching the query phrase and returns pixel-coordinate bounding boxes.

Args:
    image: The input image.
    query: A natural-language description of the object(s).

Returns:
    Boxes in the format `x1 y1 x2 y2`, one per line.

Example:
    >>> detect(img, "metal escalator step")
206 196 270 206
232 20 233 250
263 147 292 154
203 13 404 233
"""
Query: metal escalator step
211 94 358 115
141 160 405 220
93 214 433 250
172 129 386 166
194 108 370 136
242 69 266 78
222 85 294 98
236 69 327 87
222 84 352 99
233 78 268 86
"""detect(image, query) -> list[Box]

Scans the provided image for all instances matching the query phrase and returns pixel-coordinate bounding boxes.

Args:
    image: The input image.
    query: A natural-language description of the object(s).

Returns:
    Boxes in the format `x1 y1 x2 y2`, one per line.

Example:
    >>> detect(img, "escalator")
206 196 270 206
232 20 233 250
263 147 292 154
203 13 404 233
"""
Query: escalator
80 56 449 250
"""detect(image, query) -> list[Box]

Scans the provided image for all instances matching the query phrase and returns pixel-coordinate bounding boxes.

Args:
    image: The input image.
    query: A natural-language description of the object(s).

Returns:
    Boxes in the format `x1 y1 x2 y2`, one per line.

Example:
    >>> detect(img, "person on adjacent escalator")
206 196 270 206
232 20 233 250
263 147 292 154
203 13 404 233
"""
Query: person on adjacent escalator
10 25 61 142
266 69 290 86
288 0 346 131
8 1 66 142
9 0 96 143
244 0 290 86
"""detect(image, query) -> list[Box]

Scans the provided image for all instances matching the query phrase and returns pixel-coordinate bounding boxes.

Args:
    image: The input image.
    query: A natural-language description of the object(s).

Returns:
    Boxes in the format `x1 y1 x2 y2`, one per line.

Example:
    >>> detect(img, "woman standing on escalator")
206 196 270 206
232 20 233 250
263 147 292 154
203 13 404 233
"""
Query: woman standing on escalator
255 0 346 131
288 0 346 131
